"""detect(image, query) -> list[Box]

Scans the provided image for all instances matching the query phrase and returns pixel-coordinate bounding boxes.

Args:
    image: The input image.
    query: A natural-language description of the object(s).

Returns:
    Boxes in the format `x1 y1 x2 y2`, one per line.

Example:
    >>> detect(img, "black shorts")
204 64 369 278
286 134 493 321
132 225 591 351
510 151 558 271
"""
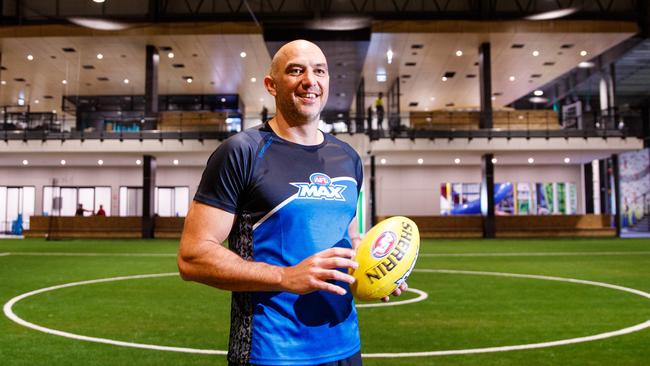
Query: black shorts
230 351 363 366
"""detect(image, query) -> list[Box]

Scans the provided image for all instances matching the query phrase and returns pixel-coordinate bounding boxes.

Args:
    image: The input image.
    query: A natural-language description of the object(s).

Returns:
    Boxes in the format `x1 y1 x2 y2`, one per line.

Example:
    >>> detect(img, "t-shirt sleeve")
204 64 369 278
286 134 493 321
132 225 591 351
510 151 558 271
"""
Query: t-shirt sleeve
194 134 254 214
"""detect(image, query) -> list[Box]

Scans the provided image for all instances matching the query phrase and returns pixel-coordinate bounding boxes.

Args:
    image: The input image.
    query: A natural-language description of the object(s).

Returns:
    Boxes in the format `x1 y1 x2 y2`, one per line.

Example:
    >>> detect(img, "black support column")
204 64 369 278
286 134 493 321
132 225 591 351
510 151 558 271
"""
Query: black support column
370 155 377 227
612 155 621 237
583 163 594 214
642 101 650 149
142 155 156 239
478 43 493 129
599 159 610 214
481 154 495 238
145 45 159 129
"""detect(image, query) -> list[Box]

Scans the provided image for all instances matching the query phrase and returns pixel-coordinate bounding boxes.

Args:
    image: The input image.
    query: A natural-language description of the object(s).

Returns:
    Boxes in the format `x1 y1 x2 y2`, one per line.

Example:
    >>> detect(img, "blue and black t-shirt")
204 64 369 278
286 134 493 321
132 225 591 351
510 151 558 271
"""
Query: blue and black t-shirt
195 122 363 365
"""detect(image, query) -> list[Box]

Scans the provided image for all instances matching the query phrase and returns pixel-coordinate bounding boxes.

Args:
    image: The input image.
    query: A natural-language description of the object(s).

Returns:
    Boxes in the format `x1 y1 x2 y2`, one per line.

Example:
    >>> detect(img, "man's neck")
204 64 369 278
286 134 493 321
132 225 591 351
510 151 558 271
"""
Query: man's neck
268 113 323 146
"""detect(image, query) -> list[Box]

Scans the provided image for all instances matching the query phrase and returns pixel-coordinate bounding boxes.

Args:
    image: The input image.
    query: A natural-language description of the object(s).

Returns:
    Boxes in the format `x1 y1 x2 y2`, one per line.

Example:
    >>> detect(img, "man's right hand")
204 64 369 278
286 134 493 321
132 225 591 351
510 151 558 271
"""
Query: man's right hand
280 247 358 296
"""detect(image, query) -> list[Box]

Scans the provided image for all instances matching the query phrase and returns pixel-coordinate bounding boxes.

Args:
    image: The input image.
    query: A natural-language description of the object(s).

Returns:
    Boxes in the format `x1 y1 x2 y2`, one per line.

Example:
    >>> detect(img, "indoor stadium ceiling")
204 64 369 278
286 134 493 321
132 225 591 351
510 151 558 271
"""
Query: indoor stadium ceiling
0 21 637 117
0 33 272 116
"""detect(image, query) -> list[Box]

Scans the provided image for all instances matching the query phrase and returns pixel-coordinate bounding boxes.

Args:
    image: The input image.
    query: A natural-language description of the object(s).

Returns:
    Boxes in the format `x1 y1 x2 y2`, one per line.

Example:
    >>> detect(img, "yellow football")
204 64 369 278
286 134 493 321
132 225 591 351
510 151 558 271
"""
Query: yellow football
349 216 420 301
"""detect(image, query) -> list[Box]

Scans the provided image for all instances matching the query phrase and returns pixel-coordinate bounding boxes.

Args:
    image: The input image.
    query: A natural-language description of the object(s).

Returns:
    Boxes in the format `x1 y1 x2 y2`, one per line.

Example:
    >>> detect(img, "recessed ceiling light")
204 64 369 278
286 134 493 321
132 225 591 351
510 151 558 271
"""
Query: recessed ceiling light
0 80 5 85
386 49 393 64
27 54 34 61
455 50 463 56
533 90 544 96
509 75 515 81
524 7 579 20
240 51 247 58
417 158 424 164
96 53 103 60
60 159 67 165
580 50 587 56
578 61 595 68
251 77 257 83
376 72 387 82
532 50 540 56
454 158 461 164
52 109 57 113
93 0 106 3
22 159 28 165
528 157 534 164
34 99 39 104
564 157 571 163
136 159 142 165
441 76 448 81
173 159 179 165
380 158 387 165
491 158 498 164
220 97 226 102
186 77 193 83
97 159 104 165
529 96 548 103
62 79 68 84
123 78 129 84
167 52 174 59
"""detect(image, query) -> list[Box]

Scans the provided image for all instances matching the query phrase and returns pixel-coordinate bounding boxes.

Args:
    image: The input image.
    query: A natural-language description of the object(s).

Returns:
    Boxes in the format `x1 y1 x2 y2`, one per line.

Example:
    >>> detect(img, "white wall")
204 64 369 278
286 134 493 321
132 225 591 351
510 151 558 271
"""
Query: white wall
375 164 582 216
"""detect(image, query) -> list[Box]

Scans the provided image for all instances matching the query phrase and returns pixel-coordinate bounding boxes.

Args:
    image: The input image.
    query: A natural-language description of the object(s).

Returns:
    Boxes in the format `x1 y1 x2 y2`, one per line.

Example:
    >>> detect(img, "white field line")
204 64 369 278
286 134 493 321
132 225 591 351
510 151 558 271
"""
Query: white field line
361 269 650 358
0 252 10 257
420 251 650 257
2 273 226 355
357 288 428 308
7 252 176 257
2 271 426 354
4 270 650 358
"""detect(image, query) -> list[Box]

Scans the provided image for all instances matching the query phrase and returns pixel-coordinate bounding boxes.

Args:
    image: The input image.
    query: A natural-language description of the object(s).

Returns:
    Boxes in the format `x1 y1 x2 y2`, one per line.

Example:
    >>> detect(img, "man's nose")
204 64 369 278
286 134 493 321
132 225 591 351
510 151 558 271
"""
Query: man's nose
301 69 317 87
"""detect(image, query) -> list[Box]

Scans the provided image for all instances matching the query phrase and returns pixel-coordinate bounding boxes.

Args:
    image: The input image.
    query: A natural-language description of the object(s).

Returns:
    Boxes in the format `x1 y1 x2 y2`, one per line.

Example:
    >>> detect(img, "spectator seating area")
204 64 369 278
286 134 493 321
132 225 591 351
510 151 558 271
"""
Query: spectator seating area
410 110 561 131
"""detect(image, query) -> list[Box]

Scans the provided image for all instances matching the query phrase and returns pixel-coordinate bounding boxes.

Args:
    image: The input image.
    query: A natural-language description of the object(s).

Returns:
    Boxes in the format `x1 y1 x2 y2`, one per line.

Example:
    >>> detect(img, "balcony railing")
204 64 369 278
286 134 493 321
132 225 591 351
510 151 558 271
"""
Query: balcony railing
0 108 639 141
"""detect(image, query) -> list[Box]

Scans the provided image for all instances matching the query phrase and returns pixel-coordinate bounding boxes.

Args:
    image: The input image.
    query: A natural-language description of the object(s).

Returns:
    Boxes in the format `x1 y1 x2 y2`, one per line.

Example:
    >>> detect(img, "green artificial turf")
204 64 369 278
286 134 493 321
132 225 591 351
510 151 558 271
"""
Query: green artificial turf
1 237 649 365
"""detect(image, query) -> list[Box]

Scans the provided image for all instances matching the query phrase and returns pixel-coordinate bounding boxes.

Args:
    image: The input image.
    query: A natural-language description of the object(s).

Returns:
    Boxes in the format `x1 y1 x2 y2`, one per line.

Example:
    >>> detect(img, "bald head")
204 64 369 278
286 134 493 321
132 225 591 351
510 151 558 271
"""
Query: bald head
269 40 327 79
263 39 330 125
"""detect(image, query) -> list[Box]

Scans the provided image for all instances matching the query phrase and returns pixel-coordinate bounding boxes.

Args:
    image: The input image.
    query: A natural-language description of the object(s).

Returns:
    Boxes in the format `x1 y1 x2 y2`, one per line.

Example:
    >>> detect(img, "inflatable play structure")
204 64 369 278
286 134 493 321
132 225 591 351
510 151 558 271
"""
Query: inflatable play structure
442 182 513 215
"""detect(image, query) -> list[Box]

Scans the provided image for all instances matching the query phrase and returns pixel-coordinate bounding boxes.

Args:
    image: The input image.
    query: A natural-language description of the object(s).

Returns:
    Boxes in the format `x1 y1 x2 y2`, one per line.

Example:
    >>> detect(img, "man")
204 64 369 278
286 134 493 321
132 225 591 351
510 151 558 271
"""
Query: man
178 40 405 366
374 92 384 131
75 204 88 216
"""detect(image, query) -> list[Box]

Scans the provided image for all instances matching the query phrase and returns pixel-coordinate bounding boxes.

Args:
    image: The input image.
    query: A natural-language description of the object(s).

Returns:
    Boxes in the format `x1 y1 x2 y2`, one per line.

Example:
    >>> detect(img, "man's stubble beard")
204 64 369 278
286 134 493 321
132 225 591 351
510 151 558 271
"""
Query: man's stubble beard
277 93 325 126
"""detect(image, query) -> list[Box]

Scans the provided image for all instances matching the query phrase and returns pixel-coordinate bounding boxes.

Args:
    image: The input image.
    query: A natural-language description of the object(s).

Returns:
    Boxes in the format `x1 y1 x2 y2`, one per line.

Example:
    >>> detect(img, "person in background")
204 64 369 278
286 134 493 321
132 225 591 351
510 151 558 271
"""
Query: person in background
375 92 385 131
75 204 89 216
95 204 106 216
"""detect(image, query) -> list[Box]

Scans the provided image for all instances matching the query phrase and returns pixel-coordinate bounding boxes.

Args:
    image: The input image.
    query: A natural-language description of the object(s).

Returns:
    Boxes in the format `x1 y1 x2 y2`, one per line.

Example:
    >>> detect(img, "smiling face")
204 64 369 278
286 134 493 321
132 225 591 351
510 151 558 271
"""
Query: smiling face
264 40 329 125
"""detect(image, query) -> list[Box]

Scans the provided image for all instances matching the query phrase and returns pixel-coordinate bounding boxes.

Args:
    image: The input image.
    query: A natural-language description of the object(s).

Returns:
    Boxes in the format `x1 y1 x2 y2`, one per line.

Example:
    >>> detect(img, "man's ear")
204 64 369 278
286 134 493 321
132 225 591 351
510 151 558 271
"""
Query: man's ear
264 76 277 96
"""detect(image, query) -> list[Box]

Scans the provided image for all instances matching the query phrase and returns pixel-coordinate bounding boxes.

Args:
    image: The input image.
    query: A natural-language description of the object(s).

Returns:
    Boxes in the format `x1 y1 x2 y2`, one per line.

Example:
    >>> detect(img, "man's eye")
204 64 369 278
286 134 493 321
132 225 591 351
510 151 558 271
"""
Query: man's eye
315 69 327 76
288 68 302 75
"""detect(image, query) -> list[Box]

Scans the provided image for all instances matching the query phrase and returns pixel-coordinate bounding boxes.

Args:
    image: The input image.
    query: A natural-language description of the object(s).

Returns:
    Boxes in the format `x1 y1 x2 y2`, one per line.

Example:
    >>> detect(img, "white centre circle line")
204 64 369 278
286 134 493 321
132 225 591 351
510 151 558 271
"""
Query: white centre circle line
3 270 650 358
1 272 425 354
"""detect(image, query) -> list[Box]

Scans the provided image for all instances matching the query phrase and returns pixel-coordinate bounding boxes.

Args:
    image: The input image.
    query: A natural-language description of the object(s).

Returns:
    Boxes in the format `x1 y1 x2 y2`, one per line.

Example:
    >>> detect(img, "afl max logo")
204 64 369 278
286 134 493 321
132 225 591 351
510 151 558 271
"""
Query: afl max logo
290 173 347 201
371 231 397 259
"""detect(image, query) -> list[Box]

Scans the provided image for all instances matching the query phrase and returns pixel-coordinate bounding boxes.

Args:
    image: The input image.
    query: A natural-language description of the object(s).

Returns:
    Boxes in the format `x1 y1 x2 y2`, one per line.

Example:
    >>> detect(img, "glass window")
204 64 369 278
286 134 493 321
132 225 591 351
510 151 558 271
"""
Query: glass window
174 187 190 216
119 187 143 216
95 187 111 216
0 186 36 233
121 186 189 217
43 186 111 216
